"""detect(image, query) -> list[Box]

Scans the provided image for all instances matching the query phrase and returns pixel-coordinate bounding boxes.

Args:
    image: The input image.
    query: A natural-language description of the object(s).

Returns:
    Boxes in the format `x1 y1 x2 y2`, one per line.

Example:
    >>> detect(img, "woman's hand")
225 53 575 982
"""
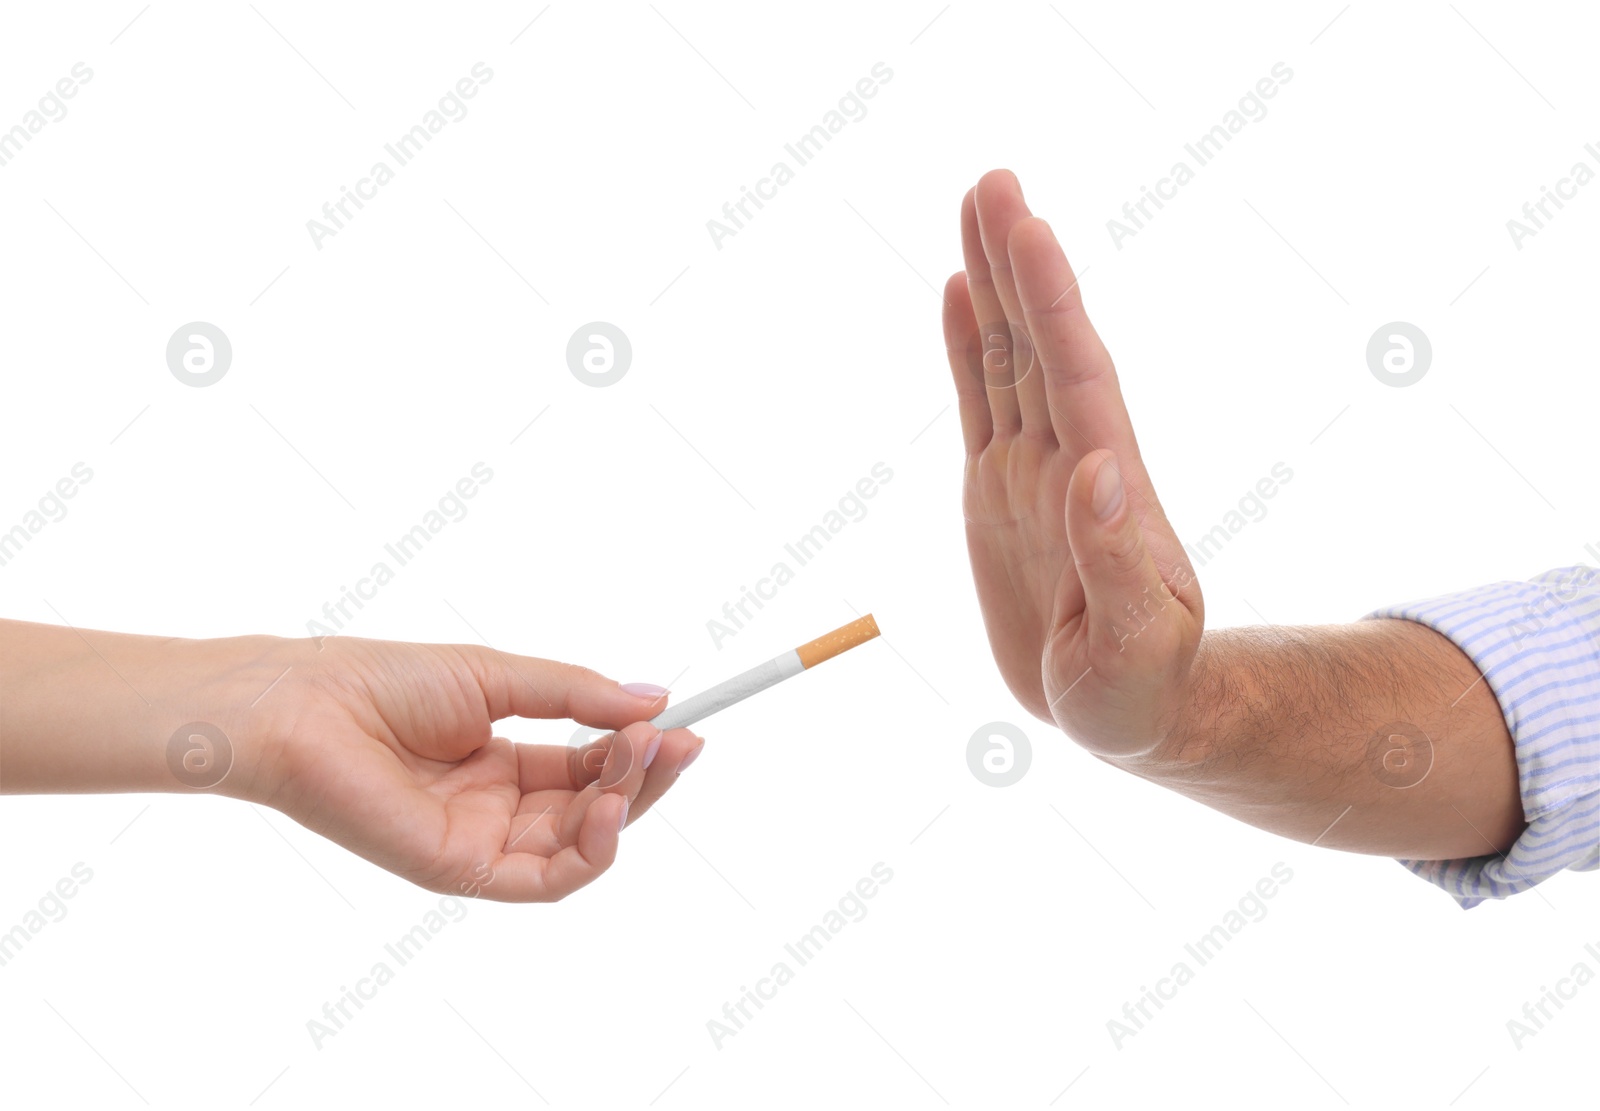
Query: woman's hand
0 619 702 903
238 636 704 902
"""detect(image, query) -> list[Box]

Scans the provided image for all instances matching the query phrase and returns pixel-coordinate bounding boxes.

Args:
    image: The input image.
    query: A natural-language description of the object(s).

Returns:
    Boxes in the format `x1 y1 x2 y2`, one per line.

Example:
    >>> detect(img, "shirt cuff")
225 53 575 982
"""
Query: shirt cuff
1361 566 1600 908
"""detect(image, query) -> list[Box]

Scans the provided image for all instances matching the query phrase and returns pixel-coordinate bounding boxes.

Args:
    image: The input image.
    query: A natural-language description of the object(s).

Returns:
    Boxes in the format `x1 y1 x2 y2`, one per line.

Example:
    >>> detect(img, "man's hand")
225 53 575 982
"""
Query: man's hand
938 171 1525 864
942 169 1203 758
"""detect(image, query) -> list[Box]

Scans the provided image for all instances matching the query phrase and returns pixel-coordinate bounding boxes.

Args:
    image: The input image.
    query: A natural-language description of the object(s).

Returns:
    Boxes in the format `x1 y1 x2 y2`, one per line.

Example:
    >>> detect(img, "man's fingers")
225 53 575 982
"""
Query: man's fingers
974 170 1053 439
1009 217 1134 461
942 272 992 455
961 187 1021 435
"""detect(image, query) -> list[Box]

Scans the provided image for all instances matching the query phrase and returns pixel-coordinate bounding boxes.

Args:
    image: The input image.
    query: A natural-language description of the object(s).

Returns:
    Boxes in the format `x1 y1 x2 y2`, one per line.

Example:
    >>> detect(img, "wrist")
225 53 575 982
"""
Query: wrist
1109 632 1230 775
0 619 309 802
166 633 311 805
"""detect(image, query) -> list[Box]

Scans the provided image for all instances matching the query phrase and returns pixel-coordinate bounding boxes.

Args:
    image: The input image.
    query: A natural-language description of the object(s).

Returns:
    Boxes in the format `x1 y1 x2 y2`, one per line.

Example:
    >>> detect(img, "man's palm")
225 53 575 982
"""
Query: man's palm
944 172 1204 758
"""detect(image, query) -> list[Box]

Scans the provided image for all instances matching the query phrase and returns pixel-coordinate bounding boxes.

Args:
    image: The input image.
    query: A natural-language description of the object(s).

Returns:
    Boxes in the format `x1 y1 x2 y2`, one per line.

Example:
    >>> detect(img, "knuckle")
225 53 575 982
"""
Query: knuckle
561 662 602 687
1102 528 1145 577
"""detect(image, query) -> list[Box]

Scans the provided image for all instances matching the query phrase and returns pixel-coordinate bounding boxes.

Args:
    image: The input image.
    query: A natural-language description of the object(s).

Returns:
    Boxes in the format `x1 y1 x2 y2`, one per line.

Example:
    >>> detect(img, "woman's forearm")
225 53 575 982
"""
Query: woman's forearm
0 619 282 798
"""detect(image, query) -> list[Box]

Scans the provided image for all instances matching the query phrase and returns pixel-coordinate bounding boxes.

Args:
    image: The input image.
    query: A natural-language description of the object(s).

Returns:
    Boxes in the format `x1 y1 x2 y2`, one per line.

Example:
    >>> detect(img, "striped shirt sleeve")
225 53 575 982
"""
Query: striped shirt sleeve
1361 564 1600 908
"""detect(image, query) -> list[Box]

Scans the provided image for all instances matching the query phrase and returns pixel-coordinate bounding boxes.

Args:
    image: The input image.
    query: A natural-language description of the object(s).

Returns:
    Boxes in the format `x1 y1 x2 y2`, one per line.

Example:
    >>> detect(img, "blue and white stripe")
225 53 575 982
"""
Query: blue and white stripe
1363 564 1600 908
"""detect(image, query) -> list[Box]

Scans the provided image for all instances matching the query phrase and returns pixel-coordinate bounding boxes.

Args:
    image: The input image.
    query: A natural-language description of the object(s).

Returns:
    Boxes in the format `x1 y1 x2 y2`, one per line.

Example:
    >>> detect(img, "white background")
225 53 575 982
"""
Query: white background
1 1 1597 1107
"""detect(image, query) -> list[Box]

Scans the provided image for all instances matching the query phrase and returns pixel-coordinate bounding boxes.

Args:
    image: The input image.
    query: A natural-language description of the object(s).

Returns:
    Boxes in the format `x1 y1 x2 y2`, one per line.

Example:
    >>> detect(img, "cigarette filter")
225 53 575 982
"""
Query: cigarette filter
650 615 880 731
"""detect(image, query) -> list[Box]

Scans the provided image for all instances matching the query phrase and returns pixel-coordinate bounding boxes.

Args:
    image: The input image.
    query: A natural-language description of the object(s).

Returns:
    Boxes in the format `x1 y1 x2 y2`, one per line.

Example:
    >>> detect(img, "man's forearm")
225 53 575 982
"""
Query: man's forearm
1115 618 1525 860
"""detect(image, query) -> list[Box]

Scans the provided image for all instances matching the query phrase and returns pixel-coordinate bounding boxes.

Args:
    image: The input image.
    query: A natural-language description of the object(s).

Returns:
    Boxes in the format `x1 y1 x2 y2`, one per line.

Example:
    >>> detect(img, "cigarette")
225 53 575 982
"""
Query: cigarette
649 615 881 732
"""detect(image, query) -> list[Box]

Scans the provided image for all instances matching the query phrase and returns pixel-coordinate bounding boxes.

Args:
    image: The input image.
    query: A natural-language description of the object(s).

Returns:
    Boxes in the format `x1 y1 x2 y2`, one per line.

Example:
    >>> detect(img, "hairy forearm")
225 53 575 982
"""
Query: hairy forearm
1114 618 1525 860
0 619 282 798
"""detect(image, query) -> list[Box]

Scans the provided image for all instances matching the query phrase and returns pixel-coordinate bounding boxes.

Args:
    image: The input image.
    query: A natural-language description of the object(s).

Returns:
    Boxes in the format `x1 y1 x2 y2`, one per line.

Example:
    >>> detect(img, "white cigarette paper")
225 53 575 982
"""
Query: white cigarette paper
650 615 880 731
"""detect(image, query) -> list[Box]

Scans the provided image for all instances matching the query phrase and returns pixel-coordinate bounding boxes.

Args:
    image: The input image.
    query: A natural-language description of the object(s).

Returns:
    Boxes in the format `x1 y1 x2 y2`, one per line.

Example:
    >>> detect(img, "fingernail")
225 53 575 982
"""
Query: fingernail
621 682 669 698
1093 454 1124 521
677 740 705 774
617 796 630 831
642 731 663 769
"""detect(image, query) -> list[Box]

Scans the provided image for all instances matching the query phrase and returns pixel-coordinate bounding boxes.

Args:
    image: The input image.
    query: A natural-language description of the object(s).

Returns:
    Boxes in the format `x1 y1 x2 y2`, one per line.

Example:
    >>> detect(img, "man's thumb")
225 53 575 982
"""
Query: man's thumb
1065 449 1174 657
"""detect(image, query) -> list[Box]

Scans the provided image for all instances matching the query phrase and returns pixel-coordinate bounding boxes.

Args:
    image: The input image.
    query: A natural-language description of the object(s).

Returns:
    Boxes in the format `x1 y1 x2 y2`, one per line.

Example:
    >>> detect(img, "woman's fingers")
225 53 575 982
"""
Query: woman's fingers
497 721 699 893
450 644 671 729
501 720 659 901
547 792 631 898
515 734 607 793
488 792 630 902
973 170 1053 439
555 721 654 844
628 728 702 823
